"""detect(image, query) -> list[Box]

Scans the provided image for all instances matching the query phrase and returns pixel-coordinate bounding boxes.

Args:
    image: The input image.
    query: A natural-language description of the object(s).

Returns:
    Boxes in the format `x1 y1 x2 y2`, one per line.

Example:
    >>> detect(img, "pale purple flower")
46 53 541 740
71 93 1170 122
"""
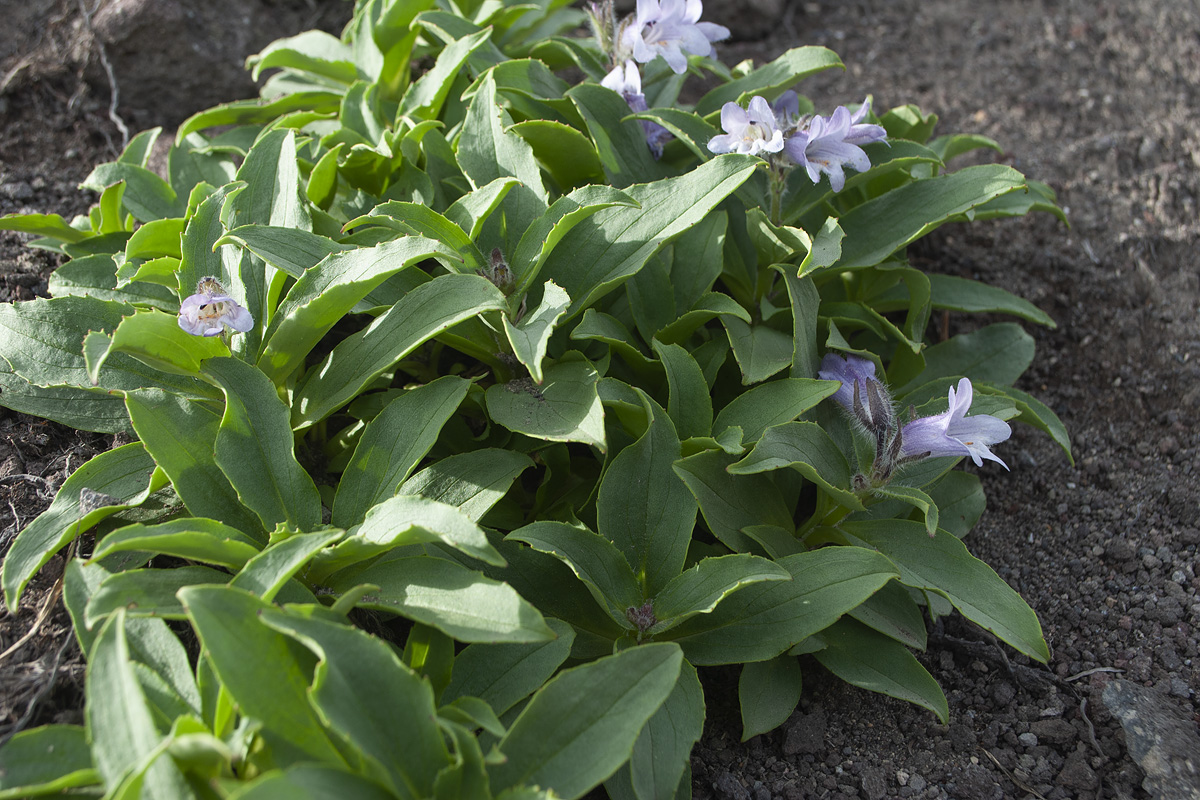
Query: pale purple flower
621 0 729 74
178 277 253 337
771 90 802 130
819 352 878 412
784 100 887 192
900 378 1011 469
819 352 894 436
707 96 785 157
602 60 672 158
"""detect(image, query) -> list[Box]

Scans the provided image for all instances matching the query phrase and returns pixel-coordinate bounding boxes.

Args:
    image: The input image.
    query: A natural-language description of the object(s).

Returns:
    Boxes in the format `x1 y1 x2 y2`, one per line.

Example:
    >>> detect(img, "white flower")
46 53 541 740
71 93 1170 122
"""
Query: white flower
621 0 729 74
707 96 785 157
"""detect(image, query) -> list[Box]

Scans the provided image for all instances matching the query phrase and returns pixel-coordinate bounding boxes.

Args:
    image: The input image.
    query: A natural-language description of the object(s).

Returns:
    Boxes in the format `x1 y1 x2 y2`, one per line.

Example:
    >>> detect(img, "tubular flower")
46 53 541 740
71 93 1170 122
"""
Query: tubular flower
601 60 672 158
707 96 785 157
818 352 895 437
784 100 887 192
621 0 729 74
900 378 1012 469
178 277 253 337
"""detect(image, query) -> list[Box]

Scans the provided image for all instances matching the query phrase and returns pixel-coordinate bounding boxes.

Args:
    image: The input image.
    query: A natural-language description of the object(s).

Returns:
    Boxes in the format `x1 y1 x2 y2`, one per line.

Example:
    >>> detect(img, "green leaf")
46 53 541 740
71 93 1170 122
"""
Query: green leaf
177 94 341 141
402 29 493 119
871 484 939 537
261 609 451 798
540 155 758 318
503 281 570 384
728 421 863 510
226 129 311 232
86 611 193 795
982 383 1072 463
317 495 503 581
346 202 483 271
488 643 684 800
217 225 350 281
259 236 459 385
651 339 712 439
205 357 322 531
841 520 1050 661
508 521 641 623
782 270 821 380
813 618 949 722
654 292 750 346
651 553 791 634
124 389 266 539
81 163 184 222
848 579 928 650
180 585 349 765
0 725 98 799
3 443 164 611
248 30 357 83
721 317 794 385
333 376 470 527
876 273 1055 328
0 361 130 435
49 254 175 310
328 556 555 643
86 565 230 625
294 273 507 430
895 322 1035 394
923 471 985 539
713 378 838 445
696 47 842 114
508 119 605 189
663 547 898 664
443 618 575 716
485 357 606 450
824 165 1028 273
567 83 662 189
781 143 940 226
596 400 696 596
605 660 705 800
738 656 803 740
398 449 534 523
225 766 397 800
0 212 90 244
231 529 343 601
445 177 521 241
89 310 230 381
672 449 795 553
91 518 261 569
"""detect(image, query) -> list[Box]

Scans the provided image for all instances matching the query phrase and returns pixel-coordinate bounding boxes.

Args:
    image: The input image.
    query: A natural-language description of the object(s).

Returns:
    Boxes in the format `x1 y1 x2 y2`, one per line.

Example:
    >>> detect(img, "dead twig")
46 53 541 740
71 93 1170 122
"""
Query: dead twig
980 747 1049 800
74 0 128 151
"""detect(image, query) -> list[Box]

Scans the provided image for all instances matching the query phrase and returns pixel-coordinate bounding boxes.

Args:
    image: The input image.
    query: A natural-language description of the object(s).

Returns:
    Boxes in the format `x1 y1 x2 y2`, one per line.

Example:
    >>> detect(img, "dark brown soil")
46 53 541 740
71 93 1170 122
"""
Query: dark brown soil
2 1 1198 798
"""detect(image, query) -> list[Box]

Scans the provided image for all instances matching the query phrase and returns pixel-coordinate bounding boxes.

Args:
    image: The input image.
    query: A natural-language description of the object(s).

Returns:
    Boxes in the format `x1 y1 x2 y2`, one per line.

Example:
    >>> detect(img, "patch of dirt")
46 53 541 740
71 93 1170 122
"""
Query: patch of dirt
3 0 1199 797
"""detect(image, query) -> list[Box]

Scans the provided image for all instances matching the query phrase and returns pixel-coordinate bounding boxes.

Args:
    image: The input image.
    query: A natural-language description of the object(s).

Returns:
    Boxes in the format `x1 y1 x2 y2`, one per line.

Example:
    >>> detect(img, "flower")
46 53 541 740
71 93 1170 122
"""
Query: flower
900 378 1012 469
621 0 729 74
601 60 672 158
178 277 254 337
707 96 785 157
784 100 887 192
819 352 894 436
771 90 802 130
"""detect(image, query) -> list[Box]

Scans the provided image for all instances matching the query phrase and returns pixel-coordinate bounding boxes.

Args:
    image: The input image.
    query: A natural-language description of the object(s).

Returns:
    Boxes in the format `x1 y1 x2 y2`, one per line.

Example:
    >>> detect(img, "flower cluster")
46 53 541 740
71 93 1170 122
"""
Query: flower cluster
178 277 253 337
819 353 1011 488
619 0 729 74
709 93 889 192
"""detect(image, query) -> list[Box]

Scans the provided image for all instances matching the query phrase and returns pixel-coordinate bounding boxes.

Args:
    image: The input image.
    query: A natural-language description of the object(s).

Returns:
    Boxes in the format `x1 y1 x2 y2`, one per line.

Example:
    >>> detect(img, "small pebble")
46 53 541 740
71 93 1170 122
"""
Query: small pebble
1019 732 1039 748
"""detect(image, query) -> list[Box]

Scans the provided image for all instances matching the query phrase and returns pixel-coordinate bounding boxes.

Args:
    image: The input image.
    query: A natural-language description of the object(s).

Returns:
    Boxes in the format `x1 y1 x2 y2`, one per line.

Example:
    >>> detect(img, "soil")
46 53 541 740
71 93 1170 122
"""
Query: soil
2 1 1198 799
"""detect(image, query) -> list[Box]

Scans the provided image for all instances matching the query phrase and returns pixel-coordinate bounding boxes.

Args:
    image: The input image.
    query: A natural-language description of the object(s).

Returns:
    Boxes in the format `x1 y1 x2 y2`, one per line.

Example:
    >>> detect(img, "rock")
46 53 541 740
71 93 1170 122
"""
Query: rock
1019 732 1039 748
0 181 33 200
859 768 886 800
782 709 827 755
1056 753 1099 792
1107 538 1137 561
908 774 927 792
949 723 978 752
1029 718 1077 746
714 771 751 800
1102 679 1200 799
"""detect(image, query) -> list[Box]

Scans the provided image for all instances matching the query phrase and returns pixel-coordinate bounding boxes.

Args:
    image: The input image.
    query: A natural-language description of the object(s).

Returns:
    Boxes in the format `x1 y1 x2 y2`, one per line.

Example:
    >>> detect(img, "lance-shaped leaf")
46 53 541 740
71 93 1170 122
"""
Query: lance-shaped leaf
333 376 470 527
90 518 262 569
487 643 684 800
445 177 521 241
654 292 750 346
3 443 164 611
224 767 396 800
728 421 863 511
840 520 1050 662
714 378 838 445
248 30 357 83
649 554 791 635
820 165 1027 274
81 162 184 222
86 611 193 796
86 565 231 625
721 316 794 386
485 357 606 450
314 495 503 583
0 725 99 797
0 359 129 434
401 28 493 119
508 521 641 626
696 46 843 115
231 529 343 601
205 356 322 531
293 273 507 430
225 129 311 232
261 609 451 799
442 618 575 716
848 579 928 650
398 449 534 523
345 203 483 271
177 183 242 301
327 556 555 644
604 660 704 800
540 155 758 319
508 119 606 190
258 236 458 385
125 389 266 539
673 449 795 554
813 617 949 723
894 322 1035 395
662 547 898 664
871 484 940 537
651 339 713 440
180 586 350 766
216 225 350 280
566 82 663 189
738 655 803 741
0 212 91 244
86 310 230 383
503 281 570 384
596 398 696 596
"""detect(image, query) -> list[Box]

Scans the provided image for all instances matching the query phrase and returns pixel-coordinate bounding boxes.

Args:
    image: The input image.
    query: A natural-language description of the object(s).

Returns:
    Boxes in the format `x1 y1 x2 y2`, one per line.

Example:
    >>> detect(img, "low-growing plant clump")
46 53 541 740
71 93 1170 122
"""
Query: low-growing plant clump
0 0 1070 797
